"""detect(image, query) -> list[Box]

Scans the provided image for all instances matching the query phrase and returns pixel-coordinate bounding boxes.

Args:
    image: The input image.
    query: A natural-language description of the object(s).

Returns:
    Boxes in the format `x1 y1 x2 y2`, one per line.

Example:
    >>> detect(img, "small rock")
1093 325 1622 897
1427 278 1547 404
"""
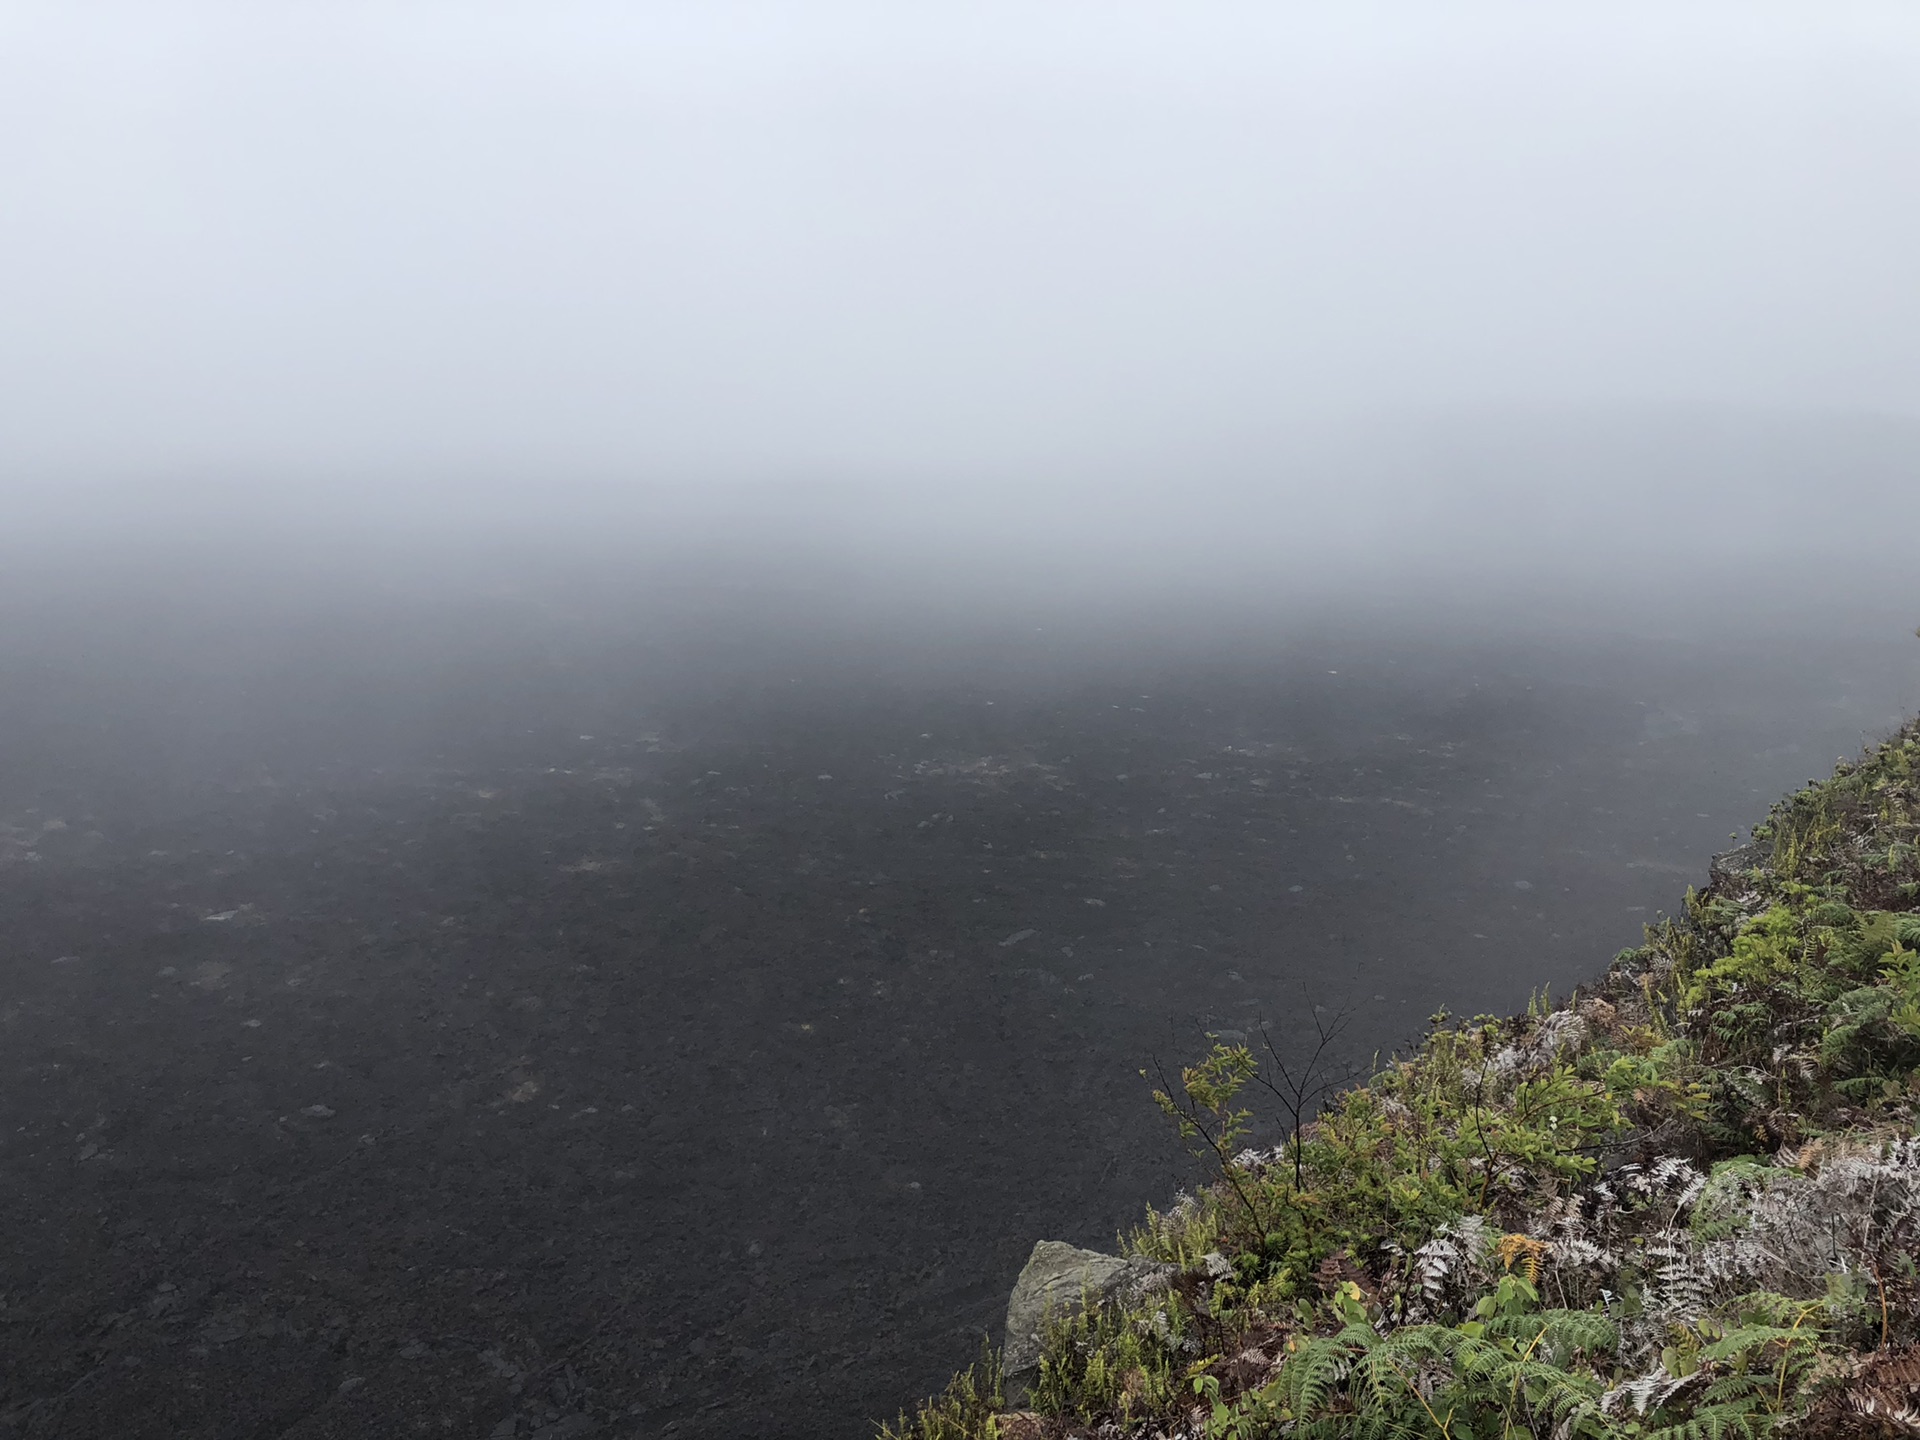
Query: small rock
998 929 1036 948
1709 841 1769 888
1002 1241 1174 1403
337 1376 365 1396
302 1105 336 1119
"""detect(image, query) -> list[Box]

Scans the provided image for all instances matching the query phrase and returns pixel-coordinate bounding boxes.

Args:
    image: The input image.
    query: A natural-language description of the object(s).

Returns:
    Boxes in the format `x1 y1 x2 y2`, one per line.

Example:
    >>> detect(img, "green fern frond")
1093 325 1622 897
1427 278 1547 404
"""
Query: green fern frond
1641 1400 1771 1440
1697 1323 1800 1365
1482 1307 1617 1354
1697 1371 1771 1406
1272 1334 1361 1416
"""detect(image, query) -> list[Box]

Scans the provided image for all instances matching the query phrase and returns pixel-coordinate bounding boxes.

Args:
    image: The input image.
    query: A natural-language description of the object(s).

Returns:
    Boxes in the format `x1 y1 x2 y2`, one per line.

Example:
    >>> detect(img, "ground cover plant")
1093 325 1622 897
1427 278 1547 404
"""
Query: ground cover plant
883 719 1920 1438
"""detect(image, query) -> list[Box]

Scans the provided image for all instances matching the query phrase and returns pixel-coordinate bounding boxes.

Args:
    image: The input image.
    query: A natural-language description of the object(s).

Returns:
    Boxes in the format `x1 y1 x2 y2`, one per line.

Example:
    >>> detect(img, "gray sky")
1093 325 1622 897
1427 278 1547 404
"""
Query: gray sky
3 2 1917 496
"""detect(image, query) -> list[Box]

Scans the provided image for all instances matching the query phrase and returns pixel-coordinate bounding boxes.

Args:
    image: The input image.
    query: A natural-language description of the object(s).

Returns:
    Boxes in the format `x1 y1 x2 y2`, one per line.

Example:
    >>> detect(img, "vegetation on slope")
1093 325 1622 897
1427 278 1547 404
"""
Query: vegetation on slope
885 719 1920 1438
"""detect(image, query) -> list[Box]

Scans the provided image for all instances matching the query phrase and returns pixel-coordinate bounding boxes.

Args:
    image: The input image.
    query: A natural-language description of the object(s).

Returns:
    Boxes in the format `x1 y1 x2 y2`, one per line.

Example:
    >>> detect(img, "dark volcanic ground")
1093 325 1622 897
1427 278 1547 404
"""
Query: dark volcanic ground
0 569 1913 1439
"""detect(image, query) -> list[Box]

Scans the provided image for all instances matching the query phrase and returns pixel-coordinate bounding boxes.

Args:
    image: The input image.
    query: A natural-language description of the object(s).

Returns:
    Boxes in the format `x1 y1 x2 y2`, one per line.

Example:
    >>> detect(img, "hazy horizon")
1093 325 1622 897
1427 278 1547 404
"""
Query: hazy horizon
4 3 1917 518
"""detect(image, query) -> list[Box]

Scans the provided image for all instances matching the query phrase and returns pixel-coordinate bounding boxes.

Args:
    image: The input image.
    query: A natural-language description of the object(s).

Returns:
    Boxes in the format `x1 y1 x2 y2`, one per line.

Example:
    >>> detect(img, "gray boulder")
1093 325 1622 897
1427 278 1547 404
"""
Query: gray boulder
1001 1241 1174 1402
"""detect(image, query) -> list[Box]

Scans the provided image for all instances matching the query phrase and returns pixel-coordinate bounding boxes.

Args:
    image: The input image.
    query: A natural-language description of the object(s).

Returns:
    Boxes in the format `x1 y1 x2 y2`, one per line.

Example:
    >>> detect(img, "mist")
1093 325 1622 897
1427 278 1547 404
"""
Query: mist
4 7 1920 1439
5 3 1918 507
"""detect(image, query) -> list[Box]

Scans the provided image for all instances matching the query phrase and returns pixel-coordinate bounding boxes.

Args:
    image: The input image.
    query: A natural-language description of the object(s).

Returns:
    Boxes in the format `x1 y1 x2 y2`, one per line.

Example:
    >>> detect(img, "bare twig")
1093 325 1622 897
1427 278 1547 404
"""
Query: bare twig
1252 999 1359 1192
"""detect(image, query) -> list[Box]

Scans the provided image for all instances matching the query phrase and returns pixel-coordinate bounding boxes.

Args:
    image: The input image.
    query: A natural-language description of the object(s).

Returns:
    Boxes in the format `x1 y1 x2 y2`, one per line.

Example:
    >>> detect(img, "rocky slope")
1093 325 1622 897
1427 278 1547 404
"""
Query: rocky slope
886 718 1920 1438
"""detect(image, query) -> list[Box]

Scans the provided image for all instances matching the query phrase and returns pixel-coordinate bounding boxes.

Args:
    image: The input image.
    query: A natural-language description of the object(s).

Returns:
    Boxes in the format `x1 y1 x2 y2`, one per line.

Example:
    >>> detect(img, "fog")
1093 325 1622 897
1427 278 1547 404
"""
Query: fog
4 8 1920 1439
4 2 1918 520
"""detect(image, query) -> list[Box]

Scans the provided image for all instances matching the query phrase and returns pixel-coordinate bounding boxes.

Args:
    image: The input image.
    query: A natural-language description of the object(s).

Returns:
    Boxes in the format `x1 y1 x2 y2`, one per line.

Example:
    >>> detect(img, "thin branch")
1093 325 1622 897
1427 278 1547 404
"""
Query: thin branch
1253 999 1359 1192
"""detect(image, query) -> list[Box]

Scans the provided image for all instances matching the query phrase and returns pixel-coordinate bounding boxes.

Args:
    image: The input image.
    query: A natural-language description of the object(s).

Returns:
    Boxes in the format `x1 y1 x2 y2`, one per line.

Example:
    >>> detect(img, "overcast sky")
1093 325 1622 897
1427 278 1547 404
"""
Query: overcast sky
2 2 1917 499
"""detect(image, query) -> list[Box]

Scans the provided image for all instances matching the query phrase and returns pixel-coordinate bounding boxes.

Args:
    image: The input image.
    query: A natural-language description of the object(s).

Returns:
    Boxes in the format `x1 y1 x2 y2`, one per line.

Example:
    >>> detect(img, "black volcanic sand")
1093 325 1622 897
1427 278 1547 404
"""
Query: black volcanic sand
0 579 1911 1439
